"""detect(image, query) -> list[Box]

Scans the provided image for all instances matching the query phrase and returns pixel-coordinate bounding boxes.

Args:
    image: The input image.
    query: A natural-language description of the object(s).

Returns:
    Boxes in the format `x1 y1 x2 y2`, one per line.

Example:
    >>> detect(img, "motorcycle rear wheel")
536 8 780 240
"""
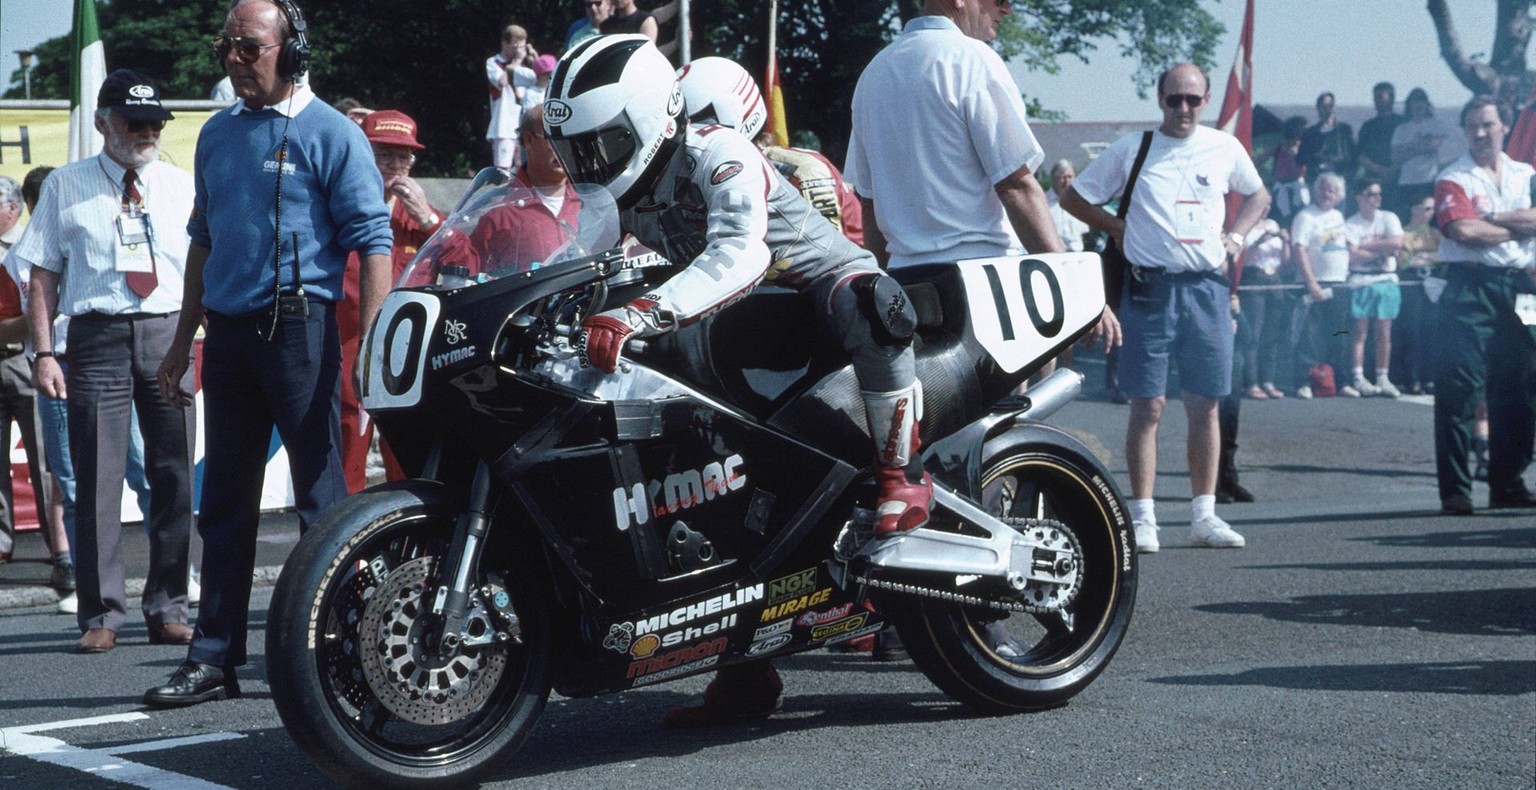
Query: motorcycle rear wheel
886 437 1136 713
267 484 551 789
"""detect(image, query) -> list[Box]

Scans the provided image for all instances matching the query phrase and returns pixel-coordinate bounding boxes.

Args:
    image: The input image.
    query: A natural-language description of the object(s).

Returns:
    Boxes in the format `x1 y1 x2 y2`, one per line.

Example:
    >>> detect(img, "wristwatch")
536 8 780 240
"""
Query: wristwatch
1226 231 1245 247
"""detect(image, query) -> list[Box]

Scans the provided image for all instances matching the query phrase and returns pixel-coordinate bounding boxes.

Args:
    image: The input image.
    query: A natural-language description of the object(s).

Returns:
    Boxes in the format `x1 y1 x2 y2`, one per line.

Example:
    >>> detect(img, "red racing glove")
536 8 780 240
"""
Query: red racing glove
579 297 673 372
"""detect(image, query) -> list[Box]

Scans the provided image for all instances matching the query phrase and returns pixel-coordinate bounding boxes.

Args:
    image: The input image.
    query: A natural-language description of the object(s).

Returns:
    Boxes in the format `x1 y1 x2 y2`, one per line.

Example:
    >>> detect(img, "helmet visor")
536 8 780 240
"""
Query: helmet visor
549 124 637 188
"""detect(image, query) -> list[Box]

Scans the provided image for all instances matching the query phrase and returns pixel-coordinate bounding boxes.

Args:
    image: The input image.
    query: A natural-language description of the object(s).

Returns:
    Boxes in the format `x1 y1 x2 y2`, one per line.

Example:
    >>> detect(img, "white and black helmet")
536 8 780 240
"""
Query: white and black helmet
676 56 767 141
544 35 684 208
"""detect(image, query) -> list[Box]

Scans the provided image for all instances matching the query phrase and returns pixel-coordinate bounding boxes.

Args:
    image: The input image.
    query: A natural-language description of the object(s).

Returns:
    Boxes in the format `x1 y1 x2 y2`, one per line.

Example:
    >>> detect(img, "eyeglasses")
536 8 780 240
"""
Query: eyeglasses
1360 190 1383 197
124 119 165 133
1164 94 1204 109
213 35 280 64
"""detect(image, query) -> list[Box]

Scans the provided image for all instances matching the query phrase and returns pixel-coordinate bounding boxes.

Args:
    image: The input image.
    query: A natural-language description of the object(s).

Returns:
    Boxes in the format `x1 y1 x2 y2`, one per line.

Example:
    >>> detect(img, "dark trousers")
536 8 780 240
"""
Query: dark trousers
0 352 44 557
189 302 347 668
1217 310 1248 497
1291 285 1352 388
1432 266 1536 504
1392 276 1438 389
1237 274 1291 387
68 313 195 632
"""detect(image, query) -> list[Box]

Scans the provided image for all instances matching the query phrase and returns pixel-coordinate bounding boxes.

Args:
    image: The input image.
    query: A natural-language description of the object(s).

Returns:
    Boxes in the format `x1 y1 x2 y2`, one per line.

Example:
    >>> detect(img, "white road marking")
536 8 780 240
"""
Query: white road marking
0 712 242 790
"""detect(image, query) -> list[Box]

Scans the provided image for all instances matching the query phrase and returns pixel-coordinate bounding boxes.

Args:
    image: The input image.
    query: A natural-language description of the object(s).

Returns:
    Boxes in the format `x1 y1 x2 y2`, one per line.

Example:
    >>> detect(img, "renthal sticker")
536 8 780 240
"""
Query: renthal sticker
758 587 832 622
633 613 737 656
710 160 745 186
821 622 884 647
753 618 793 641
810 613 869 642
746 632 792 657
766 568 817 605
796 603 855 628
430 345 476 370
627 636 727 681
613 453 747 531
630 584 764 636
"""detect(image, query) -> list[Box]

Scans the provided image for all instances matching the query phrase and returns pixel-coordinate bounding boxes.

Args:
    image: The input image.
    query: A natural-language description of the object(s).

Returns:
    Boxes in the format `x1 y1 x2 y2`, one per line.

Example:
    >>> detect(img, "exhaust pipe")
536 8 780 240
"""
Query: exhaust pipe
1017 368 1083 422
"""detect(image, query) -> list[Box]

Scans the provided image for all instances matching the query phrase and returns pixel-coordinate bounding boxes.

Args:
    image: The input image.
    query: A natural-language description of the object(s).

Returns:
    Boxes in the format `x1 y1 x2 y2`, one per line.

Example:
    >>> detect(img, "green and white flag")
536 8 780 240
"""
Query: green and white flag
68 0 106 161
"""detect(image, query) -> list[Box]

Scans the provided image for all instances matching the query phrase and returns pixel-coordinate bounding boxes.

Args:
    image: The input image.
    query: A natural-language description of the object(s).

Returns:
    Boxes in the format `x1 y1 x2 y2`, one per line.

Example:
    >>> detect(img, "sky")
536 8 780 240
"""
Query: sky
0 0 1502 114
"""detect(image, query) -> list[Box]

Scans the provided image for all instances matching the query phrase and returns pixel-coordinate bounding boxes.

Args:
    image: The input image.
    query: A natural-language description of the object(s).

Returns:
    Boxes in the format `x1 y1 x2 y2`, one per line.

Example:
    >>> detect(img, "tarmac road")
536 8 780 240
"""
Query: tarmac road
0 387 1532 789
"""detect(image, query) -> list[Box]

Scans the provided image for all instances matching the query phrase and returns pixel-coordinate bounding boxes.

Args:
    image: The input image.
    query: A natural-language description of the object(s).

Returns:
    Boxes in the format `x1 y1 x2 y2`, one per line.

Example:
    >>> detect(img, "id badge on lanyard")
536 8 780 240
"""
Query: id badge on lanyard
115 209 154 274
1174 200 1207 245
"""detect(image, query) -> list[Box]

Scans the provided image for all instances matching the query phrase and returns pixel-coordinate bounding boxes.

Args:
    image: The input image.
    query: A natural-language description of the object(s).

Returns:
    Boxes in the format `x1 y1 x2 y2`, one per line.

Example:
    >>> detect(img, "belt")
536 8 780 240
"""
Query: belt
1130 266 1228 285
75 311 175 321
0 343 23 359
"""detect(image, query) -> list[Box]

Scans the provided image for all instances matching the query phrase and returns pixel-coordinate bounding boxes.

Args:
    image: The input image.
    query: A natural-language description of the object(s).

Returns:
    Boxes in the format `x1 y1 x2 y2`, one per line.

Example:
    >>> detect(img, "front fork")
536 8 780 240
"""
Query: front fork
432 460 494 655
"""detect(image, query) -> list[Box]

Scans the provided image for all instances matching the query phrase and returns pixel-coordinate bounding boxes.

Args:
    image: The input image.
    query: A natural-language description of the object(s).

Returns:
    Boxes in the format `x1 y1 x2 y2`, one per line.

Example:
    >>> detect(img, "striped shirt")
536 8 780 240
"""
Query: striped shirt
10 154 193 316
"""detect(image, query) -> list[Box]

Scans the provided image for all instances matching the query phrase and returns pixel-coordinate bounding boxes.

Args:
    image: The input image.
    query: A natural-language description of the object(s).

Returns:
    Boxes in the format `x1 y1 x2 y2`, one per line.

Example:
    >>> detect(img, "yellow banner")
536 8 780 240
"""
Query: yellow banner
0 108 209 186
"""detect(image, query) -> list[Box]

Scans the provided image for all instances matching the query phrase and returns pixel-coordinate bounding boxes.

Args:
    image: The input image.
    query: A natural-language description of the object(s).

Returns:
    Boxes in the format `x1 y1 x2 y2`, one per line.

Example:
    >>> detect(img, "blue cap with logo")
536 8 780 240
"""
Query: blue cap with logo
97 69 175 122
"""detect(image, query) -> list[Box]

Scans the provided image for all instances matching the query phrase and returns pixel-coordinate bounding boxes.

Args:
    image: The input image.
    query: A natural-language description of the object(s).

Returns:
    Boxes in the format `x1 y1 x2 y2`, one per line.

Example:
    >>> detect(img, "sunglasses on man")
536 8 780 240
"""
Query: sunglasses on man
1164 94 1204 109
121 118 166 133
213 35 279 64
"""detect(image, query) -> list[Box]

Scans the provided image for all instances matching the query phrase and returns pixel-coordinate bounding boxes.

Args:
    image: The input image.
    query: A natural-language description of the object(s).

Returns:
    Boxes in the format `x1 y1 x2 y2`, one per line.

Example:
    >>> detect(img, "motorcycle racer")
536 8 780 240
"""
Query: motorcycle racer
546 35 930 540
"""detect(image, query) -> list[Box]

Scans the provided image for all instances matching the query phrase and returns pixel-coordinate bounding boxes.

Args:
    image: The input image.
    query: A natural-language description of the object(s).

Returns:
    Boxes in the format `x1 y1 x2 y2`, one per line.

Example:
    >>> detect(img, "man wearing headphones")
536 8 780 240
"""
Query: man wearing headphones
147 0 392 708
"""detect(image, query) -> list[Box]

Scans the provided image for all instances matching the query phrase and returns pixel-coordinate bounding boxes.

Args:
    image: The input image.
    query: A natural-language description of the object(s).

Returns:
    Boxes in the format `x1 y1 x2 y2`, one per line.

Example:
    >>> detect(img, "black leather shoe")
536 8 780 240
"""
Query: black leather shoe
1489 488 1536 509
1231 484 1255 503
144 661 241 708
1441 496 1474 516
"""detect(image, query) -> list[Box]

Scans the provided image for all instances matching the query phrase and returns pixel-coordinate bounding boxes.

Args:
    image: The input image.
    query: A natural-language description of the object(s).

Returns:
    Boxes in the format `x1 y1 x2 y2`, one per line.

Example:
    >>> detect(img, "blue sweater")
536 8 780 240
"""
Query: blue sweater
188 98 392 315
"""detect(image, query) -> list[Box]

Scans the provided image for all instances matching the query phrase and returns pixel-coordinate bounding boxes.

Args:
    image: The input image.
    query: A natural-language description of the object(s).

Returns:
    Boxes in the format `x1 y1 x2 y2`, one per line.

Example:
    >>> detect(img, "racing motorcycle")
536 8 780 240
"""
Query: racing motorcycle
266 170 1137 788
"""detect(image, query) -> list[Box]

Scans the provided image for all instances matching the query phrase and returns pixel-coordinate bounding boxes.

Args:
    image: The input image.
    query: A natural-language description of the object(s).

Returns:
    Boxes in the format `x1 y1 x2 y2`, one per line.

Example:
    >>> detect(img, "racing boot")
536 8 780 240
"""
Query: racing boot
661 662 784 728
865 384 932 537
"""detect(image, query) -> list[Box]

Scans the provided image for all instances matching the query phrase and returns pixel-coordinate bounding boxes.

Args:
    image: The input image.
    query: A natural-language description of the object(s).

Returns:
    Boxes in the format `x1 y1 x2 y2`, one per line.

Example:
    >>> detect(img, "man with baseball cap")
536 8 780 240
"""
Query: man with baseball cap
12 68 197 653
334 109 443 490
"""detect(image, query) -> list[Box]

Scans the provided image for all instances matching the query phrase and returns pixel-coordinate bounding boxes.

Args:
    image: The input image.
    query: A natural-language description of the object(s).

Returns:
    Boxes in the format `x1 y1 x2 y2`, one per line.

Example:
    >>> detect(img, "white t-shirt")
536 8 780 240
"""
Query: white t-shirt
1242 220 1285 277
1344 210 1404 276
1047 189 1088 252
1392 117 1462 186
845 15 1044 268
1072 126 1263 273
1291 204 1350 283
485 56 536 140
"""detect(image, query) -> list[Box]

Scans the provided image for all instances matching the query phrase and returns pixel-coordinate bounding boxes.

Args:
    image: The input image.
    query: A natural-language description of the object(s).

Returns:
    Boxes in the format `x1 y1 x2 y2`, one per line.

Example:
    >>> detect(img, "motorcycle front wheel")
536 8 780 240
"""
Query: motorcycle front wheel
885 432 1136 713
267 483 551 789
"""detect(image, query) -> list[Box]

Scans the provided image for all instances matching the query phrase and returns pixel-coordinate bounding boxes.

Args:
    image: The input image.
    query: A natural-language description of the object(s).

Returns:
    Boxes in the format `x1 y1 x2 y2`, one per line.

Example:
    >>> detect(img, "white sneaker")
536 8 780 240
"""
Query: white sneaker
1375 378 1400 398
1351 376 1379 397
57 592 77 614
1133 520 1160 554
1190 515 1246 548
1296 385 1313 400
1339 385 1361 398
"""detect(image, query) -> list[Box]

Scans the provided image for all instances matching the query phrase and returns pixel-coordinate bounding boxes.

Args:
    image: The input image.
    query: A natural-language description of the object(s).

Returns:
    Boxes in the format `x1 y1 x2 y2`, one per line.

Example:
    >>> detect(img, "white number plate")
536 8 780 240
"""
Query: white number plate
954 252 1105 374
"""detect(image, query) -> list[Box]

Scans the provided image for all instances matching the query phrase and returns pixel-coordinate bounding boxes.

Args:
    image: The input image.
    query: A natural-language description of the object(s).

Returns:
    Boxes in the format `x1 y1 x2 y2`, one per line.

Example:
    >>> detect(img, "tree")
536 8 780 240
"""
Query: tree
7 1 1221 175
1428 0 1532 105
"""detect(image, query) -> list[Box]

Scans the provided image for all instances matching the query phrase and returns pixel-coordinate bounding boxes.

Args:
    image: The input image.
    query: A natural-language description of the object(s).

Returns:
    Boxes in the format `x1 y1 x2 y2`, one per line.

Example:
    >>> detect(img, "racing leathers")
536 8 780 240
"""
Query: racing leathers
579 124 930 536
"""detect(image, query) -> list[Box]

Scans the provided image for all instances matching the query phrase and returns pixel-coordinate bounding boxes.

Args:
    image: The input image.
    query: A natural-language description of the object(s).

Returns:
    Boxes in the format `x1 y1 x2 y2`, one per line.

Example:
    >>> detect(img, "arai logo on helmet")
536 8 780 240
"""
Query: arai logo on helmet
128 85 155 99
666 85 683 117
545 100 573 125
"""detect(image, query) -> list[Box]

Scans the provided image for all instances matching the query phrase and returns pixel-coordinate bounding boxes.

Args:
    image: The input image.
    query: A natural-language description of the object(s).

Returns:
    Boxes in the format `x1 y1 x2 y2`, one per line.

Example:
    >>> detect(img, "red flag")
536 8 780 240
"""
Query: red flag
1216 0 1254 152
1217 0 1254 242
1505 85 1536 164
764 0 788 146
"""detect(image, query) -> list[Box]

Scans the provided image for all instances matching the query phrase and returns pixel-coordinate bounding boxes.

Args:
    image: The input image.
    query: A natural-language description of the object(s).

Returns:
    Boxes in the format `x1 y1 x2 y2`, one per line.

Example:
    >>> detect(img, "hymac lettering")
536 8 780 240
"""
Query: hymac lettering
612 453 747 531
431 345 477 370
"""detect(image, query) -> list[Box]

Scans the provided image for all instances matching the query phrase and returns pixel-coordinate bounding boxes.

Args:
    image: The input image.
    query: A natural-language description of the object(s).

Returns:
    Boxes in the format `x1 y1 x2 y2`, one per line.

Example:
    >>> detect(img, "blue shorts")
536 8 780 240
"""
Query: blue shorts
1119 271 1234 399
1349 279 1401 320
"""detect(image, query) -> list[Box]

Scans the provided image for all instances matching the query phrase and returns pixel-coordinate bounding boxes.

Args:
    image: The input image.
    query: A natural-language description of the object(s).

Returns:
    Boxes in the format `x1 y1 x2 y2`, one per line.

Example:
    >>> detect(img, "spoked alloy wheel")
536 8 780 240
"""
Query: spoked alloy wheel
885 442 1136 712
267 485 551 789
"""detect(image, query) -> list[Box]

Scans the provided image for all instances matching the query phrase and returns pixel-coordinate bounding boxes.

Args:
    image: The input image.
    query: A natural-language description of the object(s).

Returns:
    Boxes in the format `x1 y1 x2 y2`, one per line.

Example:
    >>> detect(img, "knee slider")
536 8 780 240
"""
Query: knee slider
851 273 917 347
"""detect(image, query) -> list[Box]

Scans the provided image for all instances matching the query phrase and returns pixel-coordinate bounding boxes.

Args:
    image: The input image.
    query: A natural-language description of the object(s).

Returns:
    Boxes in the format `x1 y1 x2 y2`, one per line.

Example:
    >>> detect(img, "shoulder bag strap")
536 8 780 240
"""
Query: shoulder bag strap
1117 130 1155 220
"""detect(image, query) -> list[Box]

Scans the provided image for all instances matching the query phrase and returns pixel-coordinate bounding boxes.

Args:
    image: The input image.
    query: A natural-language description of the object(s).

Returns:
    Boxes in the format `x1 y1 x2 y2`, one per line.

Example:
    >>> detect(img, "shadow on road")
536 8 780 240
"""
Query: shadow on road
1197 587 1536 636
1150 659 1536 696
1359 526 1536 550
